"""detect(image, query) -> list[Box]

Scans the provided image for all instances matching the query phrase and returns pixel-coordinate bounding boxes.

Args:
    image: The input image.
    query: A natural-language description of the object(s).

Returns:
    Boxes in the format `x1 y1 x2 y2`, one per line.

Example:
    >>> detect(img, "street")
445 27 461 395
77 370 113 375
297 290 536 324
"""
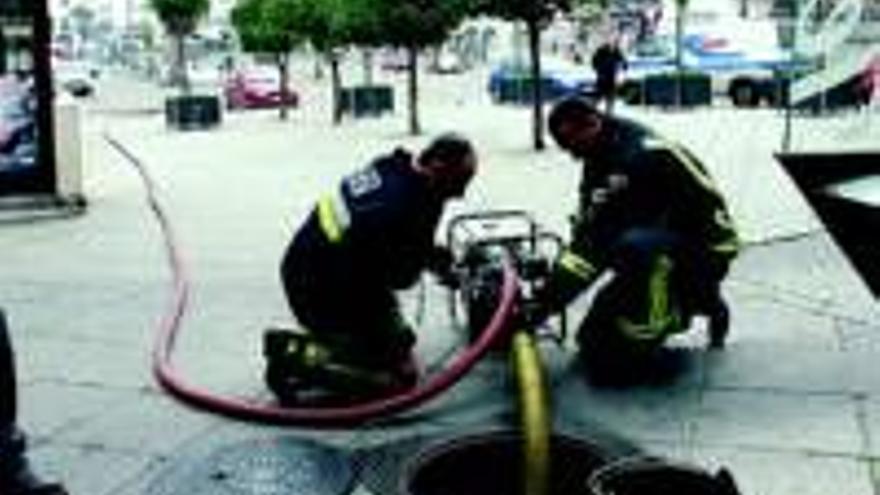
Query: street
2 63 880 494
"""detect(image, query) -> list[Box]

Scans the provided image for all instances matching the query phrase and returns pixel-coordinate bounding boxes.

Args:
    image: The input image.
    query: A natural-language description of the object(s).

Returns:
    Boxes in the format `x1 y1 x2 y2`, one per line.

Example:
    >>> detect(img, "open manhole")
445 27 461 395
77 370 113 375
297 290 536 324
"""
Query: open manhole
587 458 741 495
401 431 738 495
401 431 610 495
146 437 354 495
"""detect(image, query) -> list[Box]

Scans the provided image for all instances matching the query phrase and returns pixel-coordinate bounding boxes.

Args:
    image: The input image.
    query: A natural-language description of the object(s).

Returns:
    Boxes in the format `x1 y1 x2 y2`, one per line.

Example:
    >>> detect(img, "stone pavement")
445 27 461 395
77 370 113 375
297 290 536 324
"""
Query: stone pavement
1 68 879 495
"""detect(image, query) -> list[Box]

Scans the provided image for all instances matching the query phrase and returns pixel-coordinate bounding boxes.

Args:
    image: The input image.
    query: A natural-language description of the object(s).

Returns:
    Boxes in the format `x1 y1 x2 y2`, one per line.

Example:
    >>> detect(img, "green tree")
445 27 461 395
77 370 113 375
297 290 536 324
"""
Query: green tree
231 0 303 120
293 0 358 124
360 0 471 135
477 0 571 150
150 0 210 93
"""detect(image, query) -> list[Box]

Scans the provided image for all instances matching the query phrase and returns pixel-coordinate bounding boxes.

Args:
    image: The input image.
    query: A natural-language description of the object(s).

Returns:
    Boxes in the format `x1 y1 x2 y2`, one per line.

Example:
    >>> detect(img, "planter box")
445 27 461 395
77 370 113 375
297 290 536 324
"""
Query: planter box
644 73 712 107
340 85 394 117
793 73 865 114
165 95 221 131
491 76 574 105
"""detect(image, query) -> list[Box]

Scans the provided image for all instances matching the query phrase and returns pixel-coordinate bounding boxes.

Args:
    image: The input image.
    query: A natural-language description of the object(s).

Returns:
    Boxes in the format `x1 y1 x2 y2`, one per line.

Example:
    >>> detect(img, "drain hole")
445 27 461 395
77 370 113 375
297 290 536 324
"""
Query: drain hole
404 431 607 495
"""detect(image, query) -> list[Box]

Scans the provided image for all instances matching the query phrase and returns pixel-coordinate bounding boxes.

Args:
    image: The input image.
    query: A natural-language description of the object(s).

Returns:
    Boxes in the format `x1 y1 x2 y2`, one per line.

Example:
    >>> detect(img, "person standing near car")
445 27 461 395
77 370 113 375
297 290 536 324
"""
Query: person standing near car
591 37 628 114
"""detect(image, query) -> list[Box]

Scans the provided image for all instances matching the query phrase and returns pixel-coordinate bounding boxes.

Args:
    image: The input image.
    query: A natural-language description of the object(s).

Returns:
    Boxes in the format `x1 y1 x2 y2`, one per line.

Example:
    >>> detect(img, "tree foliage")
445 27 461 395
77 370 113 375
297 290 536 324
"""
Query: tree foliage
369 0 473 49
231 0 304 55
476 0 571 25
149 0 210 37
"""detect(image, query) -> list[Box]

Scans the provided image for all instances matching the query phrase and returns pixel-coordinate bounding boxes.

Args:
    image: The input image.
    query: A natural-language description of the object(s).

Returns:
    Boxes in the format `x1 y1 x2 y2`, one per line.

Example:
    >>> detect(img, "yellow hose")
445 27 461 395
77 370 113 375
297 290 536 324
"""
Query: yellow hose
511 330 551 495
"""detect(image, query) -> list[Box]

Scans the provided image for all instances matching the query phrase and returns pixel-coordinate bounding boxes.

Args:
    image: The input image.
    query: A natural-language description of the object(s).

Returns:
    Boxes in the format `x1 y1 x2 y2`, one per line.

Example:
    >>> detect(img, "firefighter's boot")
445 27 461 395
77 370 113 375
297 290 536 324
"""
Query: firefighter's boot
263 329 416 404
707 301 730 349
0 427 68 495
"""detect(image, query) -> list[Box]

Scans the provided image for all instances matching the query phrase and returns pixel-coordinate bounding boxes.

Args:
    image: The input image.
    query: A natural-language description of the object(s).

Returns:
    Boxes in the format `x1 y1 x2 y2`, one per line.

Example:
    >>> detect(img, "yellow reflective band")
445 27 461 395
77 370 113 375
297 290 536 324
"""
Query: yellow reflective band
317 196 342 243
616 255 682 341
559 250 595 281
617 317 666 341
712 238 741 256
648 255 673 329
316 188 351 244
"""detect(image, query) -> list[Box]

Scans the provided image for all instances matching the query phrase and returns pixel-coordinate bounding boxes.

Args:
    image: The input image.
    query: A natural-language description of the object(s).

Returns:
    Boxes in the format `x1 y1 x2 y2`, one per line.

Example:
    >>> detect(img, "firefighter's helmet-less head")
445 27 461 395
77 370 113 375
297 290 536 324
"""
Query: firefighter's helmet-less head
417 133 477 200
548 97 605 160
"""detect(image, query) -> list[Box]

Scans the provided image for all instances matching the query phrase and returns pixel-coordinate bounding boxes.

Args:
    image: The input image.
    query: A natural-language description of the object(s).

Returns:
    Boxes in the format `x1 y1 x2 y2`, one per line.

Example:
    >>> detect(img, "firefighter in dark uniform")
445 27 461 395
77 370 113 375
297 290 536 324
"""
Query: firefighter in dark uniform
267 134 476 401
543 98 740 382
1 309 68 495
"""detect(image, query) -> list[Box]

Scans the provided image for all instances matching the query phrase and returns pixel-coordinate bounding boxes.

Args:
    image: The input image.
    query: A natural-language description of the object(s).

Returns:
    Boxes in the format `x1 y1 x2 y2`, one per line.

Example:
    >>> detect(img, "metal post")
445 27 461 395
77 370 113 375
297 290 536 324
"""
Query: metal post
782 1 799 153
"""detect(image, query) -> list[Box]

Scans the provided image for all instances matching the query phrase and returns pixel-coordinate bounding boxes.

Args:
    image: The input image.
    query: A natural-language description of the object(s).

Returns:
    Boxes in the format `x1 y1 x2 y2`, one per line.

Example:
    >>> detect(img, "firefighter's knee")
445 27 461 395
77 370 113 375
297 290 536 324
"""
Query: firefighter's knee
610 228 679 273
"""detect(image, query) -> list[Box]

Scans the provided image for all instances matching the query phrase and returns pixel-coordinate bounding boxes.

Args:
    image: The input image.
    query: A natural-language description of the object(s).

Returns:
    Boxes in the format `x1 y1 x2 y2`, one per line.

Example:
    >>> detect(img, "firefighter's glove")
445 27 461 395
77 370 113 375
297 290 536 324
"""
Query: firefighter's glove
544 249 600 313
427 245 459 289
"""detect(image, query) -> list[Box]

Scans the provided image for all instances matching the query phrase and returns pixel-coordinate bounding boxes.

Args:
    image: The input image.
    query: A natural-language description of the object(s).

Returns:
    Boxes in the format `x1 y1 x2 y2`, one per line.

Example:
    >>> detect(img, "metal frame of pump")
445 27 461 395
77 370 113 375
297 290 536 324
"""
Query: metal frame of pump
444 210 566 495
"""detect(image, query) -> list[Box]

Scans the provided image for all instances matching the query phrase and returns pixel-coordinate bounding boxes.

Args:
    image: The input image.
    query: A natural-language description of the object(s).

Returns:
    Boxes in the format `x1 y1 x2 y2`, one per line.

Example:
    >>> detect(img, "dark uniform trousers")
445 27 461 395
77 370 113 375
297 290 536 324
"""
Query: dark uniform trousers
576 226 730 376
555 118 740 380
1 309 27 481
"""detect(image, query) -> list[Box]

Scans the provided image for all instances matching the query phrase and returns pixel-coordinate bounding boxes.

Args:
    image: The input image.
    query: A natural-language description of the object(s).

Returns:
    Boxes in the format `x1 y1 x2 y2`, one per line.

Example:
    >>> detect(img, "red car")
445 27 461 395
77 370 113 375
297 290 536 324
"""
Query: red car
223 68 299 110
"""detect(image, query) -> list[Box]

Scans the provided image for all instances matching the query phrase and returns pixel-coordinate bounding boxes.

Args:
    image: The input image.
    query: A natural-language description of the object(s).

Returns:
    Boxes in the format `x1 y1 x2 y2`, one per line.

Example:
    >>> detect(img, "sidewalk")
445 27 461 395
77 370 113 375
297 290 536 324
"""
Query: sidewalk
1 76 879 494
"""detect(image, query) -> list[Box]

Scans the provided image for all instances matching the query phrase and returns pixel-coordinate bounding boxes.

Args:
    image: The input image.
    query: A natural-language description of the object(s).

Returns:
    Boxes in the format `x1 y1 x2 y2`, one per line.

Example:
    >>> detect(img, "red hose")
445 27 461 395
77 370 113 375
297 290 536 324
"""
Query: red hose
107 135 519 426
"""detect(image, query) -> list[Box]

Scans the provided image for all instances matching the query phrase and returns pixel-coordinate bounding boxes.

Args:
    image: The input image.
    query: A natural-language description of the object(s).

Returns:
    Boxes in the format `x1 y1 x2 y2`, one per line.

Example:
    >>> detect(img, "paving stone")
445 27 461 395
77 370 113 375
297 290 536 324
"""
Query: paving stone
859 400 880 457
689 447 875 495
14 336 156 390
692 390 862 455
18 382 131 440
554 369 701 445
837 317 880 353
27 443 154 495
53 392 220 457
729 233 869 305
1 281 164 349
704 344 859 394
722 293 841 350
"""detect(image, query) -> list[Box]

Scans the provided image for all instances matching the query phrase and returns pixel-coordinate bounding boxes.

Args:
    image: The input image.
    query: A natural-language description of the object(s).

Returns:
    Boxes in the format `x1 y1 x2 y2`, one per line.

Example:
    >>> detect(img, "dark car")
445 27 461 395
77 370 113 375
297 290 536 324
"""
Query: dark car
0 78 36 173
224 68 299 110
488 57 594 104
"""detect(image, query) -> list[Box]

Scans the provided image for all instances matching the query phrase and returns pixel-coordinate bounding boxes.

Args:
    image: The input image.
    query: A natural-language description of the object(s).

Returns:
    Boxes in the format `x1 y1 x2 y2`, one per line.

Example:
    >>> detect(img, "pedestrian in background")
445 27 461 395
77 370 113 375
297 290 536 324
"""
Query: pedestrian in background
591 37 628 115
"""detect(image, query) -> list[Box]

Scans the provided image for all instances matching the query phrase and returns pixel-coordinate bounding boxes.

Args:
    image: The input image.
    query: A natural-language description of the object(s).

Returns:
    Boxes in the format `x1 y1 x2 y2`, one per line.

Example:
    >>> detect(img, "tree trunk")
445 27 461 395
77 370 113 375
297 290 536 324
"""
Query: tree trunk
314 52 324 80
527 20 544 151
331 54 343 125
279 53 290 121
362 48 374 86
407 45 420 136
176 34 190 95
740 0 749 18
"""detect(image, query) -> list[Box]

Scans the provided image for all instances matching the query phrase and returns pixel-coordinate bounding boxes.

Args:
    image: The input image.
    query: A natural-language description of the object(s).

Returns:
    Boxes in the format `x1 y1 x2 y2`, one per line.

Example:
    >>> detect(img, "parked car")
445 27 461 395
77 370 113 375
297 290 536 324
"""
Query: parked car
380 49 410 72
223 67 299 110
0 76 36 173
619 25 801 108
488 56 594 104
429 50 466 75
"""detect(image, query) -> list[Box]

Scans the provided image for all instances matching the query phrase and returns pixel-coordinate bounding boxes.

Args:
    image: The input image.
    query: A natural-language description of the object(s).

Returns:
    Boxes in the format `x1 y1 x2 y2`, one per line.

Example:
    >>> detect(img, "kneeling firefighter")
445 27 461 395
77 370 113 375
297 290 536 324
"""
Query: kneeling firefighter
268 134 477 402
540 98 741 382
